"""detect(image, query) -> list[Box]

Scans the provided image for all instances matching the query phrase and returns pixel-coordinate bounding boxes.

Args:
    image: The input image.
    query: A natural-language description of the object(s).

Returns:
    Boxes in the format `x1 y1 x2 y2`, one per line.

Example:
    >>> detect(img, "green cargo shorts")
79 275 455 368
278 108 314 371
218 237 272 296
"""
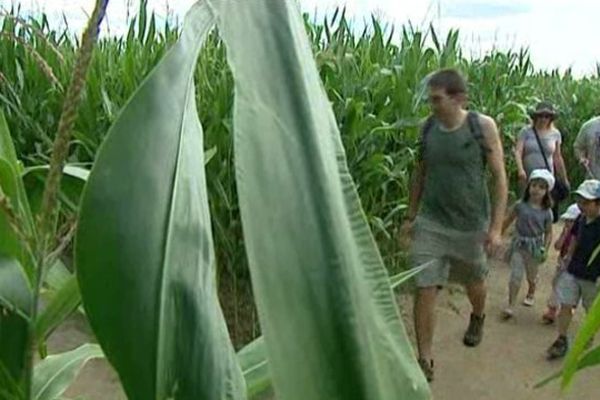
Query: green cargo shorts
410 216 489 288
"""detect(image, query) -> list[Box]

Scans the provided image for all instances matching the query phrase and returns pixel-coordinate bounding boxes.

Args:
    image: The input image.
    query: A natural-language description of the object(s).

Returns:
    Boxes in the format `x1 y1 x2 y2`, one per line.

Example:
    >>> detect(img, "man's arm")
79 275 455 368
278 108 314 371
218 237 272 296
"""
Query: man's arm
574 121 590 165
501 205 517 235
480 115 508 240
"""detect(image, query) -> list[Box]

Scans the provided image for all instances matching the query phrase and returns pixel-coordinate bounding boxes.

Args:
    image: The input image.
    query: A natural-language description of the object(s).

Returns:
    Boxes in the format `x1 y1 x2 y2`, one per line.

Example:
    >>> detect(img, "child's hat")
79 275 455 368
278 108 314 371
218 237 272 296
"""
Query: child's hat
560 203 581 220
574 179 600 200
529 169 555 191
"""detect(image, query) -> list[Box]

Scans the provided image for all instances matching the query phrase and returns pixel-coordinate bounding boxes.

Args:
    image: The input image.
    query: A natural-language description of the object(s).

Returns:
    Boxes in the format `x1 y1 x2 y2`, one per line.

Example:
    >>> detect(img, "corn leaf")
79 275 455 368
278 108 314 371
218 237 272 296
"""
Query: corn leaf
561 291 600 389
0 111 33 393
0 255 31 319
237 337 270 399
75 3 245 399
210 0 429 398
32 344 103 400
35 274 80 342
0 310 28 398
238 260 431 398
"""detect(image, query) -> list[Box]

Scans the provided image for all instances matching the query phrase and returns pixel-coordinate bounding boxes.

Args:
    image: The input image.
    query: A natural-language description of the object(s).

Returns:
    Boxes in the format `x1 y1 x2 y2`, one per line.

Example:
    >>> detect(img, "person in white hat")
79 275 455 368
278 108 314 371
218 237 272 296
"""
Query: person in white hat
541 203 581 324
501 169 555 319
548 179 600 359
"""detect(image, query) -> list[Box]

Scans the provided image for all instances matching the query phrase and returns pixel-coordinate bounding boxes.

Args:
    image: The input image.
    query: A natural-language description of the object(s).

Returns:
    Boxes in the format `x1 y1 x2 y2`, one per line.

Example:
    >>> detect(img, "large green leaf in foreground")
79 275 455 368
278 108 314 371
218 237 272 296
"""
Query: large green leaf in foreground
75 3 244 399
210 0 429 398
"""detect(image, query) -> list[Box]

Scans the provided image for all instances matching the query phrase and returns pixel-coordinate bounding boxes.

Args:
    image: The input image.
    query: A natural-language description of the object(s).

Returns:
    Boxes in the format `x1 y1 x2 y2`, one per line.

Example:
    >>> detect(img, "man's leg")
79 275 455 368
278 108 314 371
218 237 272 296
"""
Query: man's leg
463 266 487 347
414 286 439 361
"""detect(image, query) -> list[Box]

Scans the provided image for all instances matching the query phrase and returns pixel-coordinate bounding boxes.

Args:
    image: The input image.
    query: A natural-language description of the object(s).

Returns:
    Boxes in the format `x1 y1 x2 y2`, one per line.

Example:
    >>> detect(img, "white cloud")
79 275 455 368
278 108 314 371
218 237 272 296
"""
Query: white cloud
4 0 599 76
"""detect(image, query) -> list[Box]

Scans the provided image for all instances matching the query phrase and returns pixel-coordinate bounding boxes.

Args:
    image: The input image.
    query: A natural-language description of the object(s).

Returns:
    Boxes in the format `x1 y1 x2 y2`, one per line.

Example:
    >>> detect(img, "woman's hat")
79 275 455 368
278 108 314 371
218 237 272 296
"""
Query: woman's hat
529 101 557 118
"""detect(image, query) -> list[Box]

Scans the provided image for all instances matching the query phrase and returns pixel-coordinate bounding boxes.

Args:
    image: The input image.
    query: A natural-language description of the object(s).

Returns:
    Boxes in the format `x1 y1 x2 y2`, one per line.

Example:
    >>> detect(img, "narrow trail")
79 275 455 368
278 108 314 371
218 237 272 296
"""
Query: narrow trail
48 228 600 399
414 233 600 399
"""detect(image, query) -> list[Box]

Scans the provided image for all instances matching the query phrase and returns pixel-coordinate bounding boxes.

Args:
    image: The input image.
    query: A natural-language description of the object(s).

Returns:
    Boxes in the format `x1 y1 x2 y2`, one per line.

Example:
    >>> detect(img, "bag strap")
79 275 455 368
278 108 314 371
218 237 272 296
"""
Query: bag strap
418 115 435 162
531 126 553 172
467 111 488 164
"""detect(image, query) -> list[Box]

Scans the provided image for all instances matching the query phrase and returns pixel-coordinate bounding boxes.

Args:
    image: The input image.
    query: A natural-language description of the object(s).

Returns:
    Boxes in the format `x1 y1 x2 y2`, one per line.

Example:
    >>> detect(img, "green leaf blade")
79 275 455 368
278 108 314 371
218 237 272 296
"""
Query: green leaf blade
210 0 430 398
32 344 104 400
75 3 245 399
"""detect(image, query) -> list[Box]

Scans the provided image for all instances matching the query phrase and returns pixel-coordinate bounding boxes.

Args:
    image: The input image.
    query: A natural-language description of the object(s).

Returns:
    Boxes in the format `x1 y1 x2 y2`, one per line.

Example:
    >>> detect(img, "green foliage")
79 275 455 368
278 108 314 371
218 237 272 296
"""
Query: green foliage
2 0 600 348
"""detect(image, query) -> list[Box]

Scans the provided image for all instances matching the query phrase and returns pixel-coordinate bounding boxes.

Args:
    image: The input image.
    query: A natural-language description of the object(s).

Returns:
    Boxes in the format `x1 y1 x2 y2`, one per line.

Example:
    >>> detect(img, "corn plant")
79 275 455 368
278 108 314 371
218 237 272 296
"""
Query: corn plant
2 2 600 397
72 0 432 398
4 2 600 347
0 0 107 397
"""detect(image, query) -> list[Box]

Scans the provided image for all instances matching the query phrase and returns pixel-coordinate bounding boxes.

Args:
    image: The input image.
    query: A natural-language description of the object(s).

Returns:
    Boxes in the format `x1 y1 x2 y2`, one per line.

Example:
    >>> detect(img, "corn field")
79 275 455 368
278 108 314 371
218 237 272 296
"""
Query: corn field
1 4 600 398
2 2 600 347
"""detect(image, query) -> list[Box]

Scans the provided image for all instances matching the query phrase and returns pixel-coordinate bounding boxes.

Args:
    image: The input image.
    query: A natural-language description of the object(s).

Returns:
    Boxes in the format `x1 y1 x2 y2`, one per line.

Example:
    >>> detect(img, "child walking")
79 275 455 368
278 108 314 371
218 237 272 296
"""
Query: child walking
547 180 600 359
541 203 581 324
502 169 554 319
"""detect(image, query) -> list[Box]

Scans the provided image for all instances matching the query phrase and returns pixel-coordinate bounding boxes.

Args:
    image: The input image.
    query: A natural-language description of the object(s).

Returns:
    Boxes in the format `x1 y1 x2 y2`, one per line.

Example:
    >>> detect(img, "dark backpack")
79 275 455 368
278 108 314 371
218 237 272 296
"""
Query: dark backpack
419 111 488 165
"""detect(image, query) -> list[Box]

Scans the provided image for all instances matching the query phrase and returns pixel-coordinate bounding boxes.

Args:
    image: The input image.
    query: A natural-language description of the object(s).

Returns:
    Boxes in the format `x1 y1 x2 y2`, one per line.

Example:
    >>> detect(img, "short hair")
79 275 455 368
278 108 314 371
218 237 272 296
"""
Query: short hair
427 68 468 95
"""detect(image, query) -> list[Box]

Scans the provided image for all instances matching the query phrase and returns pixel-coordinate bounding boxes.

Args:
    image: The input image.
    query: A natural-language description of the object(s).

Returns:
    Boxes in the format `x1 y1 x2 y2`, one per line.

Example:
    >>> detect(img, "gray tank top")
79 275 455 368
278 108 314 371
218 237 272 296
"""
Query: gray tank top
419 117 490 231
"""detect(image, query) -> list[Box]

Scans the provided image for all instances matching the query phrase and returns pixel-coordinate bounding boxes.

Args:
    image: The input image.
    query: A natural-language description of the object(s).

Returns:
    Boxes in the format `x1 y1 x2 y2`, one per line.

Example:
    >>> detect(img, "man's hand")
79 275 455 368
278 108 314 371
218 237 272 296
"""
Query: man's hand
484 228 502 257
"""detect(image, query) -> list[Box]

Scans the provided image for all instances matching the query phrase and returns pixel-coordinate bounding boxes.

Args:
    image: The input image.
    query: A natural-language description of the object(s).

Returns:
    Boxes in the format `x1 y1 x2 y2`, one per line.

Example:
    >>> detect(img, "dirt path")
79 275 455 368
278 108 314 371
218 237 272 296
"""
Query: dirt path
416 240 600 399
48 235 600 399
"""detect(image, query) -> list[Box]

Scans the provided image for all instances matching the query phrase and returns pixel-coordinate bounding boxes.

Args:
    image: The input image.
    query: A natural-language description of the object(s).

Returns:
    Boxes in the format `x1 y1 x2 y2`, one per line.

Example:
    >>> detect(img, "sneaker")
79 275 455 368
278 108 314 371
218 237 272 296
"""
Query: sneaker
541 307 557 324
523 296 535 307
547 335 569 359
501 307 514 320
418 358 434 382
463 313 485 347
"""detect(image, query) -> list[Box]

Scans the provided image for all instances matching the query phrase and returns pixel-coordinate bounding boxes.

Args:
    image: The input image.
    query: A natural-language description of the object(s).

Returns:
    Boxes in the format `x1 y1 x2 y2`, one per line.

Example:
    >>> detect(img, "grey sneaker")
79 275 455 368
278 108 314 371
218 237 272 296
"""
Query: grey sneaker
418 358 434 382
463 313 485 347
547 335 569 360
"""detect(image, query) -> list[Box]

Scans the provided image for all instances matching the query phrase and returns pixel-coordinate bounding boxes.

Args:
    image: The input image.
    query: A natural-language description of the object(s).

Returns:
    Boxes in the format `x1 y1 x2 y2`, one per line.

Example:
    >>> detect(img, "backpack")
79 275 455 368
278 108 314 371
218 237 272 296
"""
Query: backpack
418 111 488 165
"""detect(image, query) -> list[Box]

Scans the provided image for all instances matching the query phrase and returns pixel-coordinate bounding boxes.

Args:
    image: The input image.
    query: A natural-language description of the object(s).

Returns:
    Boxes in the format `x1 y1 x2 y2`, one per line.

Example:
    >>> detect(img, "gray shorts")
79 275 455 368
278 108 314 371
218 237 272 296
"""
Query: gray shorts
410 217 489 288
509 250 540 286
556 272 599 310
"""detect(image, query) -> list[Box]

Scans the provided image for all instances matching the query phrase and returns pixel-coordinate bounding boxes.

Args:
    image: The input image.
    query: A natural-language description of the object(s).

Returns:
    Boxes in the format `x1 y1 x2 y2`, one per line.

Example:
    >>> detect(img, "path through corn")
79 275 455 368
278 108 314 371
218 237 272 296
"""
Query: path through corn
49 226 600 399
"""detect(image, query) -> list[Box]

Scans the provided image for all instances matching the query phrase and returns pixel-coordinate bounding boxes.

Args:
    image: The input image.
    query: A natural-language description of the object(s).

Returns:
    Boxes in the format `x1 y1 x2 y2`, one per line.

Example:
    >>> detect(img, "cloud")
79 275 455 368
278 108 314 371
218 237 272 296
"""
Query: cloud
6 0 600 77
442 2 530 19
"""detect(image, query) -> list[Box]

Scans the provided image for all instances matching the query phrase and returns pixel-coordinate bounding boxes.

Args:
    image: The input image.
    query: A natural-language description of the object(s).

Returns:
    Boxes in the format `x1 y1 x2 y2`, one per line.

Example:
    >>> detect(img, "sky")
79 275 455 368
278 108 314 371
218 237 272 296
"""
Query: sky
4 0 599 77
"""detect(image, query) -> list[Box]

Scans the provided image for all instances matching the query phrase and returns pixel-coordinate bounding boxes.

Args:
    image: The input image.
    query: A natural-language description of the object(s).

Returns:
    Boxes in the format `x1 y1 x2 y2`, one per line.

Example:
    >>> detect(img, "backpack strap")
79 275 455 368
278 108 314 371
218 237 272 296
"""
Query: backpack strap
466 111 489 165
418 115 435 162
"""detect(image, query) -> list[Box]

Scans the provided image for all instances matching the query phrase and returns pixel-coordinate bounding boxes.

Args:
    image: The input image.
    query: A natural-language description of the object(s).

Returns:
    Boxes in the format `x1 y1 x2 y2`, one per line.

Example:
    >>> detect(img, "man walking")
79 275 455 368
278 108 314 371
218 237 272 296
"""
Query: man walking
574 114 600 178
401 68 508 381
